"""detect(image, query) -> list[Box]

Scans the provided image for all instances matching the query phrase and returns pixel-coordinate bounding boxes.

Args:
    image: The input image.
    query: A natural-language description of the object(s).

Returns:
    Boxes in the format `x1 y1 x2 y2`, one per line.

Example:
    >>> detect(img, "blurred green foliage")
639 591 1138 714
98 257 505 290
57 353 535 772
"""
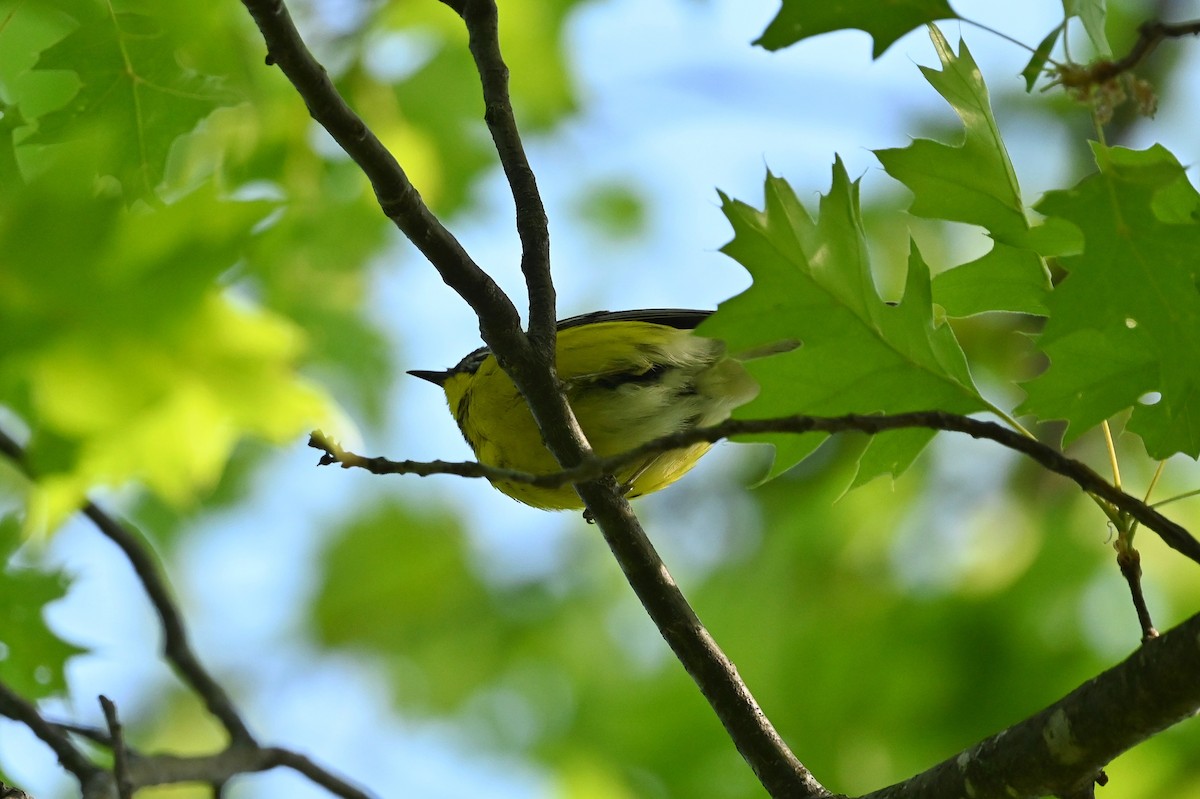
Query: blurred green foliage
1 0 1200 798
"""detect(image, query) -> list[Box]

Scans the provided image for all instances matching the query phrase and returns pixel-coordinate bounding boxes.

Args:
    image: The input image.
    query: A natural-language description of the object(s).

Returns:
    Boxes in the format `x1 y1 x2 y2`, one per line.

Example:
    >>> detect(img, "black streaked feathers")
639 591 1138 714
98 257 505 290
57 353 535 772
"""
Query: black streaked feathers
409 309 714 381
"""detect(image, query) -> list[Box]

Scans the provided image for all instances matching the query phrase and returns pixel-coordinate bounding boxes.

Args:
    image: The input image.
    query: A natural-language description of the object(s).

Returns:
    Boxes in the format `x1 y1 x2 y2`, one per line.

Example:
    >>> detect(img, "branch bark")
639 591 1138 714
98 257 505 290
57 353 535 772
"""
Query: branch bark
865 610 1200 799
239 3 825 795
0 427 372 799
311 410 1200 567
1060 18 1200 87
460 0 556 348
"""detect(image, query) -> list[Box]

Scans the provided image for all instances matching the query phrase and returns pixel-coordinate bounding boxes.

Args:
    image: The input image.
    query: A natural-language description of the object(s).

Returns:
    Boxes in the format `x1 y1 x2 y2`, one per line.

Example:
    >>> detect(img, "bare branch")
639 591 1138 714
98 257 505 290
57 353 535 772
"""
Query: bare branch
586 484 835 798
98 697 132 799
0 427 252 742
237 0 523 346
461 0 556 349
312 411 1200 566
1060 18 1200 87
122 746 374 799
259 748 376 799
0 677 372 799
80 501 255 743
0 680 105 794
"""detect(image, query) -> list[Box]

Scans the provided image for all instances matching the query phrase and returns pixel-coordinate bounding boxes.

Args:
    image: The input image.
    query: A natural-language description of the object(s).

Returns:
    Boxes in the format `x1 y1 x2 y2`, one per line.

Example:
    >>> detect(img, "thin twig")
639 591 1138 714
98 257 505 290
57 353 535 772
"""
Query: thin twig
81 502 255 744
1116 545 1158 640
0 427 254 745
98 697 132 799
260 748 375 799
460 0 556 350
46 720 112 745
0 680 103 791
312 411 1200 566
116 745 374 799
1059 18 1200 87
237 0 522 344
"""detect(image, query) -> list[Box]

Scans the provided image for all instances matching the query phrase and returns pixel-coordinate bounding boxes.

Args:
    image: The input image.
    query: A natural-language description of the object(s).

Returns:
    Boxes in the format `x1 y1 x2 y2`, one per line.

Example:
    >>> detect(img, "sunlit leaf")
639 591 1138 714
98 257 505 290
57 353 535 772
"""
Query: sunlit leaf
876 27 1062 317
1022 144 1200 456
705 161 992 485
24 0 236 199
755 0 958 57
0 164 338 532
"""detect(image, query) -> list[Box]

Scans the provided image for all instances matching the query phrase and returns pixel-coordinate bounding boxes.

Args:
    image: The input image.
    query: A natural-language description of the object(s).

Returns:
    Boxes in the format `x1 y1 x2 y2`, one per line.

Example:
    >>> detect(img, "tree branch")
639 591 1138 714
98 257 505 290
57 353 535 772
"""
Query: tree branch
243 5 827 791
98 697 132 799
122 746 374 799
81 497 255 744
1059 18 1200 87
865 610 1200 799
461 0 556 349
0 426 373 798
0 418 253 749
312 410 1200 566
0 680 104 793
237 0 524 349
249 3 839 794
584 482 834 798
0 781 32 799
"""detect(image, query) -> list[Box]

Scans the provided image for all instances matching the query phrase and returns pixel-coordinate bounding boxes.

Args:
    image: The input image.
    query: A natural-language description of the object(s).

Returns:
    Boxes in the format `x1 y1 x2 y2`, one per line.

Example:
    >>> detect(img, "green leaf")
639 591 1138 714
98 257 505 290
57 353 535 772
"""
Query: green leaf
876 27 1057 316
0 162 338 531
312 501 564 712
705 161 993 484
1063 0 1111 57
312 503 492 705
755 0 958 58
931 245 1049 316
24 0 236 199
0 517 85 699
876 27 1023 238
851 427 936 489
1022 24 1064 92
1022 144 1200 457
1019 330 1156 444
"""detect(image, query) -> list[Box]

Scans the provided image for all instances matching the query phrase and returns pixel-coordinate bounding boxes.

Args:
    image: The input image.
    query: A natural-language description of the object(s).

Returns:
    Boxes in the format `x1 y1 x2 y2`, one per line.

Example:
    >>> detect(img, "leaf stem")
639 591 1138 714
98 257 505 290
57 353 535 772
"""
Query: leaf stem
1102 420 1122 489
955 16 1043 58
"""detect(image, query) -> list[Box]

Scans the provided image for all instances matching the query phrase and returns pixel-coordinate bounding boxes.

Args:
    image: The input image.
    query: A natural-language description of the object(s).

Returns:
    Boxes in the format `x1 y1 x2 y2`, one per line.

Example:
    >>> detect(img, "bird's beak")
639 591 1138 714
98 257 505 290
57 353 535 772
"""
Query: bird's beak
407 369 450 387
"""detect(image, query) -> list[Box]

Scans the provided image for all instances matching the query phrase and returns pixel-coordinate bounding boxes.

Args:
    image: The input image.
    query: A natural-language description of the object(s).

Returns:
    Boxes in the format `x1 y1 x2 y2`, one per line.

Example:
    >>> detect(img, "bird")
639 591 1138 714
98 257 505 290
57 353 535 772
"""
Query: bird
408 309 761 510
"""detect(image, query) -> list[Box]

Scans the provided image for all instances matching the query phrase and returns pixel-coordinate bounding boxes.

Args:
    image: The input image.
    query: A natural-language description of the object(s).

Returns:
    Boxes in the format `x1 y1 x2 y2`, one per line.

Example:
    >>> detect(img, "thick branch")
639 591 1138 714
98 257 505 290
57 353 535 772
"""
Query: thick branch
865 610 1200 799
237 0 523 348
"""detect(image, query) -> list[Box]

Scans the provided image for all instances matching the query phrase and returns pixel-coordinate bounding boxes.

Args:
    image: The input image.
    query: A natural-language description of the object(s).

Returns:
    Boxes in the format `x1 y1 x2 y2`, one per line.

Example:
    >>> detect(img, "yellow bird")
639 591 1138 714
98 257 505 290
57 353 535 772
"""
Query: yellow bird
409 309 759 509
